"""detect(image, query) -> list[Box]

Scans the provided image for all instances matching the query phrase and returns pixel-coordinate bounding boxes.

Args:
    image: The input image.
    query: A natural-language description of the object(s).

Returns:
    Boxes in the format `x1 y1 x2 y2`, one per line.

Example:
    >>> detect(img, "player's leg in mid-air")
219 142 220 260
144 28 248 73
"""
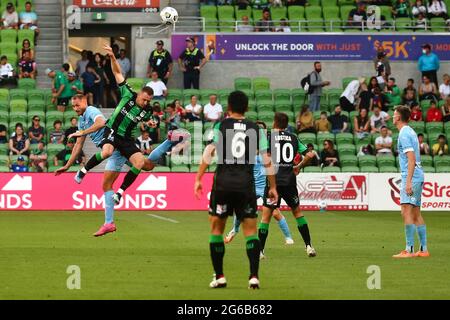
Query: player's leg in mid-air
75 129 116 183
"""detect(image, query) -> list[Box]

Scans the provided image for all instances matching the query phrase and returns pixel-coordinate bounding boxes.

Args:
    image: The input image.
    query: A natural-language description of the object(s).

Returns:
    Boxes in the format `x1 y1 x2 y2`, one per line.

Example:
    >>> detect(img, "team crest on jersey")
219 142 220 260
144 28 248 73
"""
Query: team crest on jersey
215 204 227 215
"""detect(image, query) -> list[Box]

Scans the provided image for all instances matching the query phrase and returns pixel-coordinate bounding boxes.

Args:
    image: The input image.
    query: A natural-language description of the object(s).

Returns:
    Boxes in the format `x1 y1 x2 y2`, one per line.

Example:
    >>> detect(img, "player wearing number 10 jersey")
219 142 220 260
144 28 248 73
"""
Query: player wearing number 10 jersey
194 91 278 290
260 112 317 258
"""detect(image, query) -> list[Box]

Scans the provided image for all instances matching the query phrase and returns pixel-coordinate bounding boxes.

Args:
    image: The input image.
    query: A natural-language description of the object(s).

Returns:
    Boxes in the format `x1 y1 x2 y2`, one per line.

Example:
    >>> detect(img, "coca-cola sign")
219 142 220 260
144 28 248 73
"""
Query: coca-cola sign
73 0 160 10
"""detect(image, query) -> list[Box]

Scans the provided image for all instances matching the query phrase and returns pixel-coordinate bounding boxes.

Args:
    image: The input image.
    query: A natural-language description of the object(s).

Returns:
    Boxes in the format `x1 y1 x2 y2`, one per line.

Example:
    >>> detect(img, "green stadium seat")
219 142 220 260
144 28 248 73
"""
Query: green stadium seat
0 88 9 101
240 89 254 100
0 154 9 166
379 6 392 19
166 88 183 102
18 29 35 45
273 89 291 103
291 88 306 105
255 89 272 102
322 0 337 6
341 166 360 173
337 144 356 156
428 132 442 145
183 89 200 101
9 99 27 112
271 6 287 24
395 17 412 32
287 5 305 20
1 29 17 43
0 42 17 55
376 155 396 167
171 166 190 172
379 166 398 173
253 77 270 91
422 166 435 173
298 133 316 145
358 155 376 167
340 154 358 167
316 132 335 145
0 165 10 172
359 166 379 173
303 166 321 173
409 121 425 134
425 122 443 134
257 102 274 112
445 122 450 134
257 111 274 123
274 103 292 113
46 111 64 125
435 166 450 173
27 89 45 102
126 78 144 91
218 6 235 32
9 89 27 100
430 17 447 32
234 77 252 91
305 6 324 31
17 78 36 90
433 156 450 167
0 143 8 155
323 6 341 31
322 166 341 173
421 155 433 167
247 111 258 121
335 132 353 145
235 6 252 22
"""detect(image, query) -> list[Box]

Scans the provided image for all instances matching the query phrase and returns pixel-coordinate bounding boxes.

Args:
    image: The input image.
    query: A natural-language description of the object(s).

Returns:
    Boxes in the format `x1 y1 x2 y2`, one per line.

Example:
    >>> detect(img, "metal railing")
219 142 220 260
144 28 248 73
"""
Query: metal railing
62 0 70 64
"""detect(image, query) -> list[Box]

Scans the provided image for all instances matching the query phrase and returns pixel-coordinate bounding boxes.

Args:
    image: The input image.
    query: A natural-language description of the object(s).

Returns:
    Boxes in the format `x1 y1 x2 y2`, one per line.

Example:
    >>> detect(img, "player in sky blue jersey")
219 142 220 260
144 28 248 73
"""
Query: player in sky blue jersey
55 94 187 237
224 121 294 245
392 105 429 258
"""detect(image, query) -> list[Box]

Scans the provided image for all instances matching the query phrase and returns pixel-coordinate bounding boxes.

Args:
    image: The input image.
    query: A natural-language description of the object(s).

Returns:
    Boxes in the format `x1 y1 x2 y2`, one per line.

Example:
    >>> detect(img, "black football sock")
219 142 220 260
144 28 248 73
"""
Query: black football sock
84 152 105 171
118 166 141 193
296 216 311 247
246 235 261 279
209 235 225 277
258 222 270 251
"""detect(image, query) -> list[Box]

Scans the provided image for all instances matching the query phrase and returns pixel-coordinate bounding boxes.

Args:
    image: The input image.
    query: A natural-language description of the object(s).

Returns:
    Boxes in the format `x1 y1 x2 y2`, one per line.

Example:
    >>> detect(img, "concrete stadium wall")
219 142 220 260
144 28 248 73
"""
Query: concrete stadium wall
132 32 450 90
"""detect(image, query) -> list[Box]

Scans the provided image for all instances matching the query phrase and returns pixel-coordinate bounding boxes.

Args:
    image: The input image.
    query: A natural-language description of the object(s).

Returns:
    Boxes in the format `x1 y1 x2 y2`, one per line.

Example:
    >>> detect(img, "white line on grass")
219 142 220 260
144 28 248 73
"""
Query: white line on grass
147 214 179 224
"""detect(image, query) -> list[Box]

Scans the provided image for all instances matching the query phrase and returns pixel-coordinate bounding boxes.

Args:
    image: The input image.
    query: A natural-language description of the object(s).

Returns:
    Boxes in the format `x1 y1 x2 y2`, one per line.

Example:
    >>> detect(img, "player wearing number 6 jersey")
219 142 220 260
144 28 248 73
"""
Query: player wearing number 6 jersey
259 112 317 259
194 91 278 290
392 105 429 258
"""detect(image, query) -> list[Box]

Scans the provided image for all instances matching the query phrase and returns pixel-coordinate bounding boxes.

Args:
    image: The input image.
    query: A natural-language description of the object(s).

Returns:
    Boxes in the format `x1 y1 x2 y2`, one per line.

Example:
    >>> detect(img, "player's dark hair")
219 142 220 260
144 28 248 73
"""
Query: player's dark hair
141 86 154 97
274 112 289 130
228 90 248 115
255 120 267 129
395 105 411 122
72 94 85 101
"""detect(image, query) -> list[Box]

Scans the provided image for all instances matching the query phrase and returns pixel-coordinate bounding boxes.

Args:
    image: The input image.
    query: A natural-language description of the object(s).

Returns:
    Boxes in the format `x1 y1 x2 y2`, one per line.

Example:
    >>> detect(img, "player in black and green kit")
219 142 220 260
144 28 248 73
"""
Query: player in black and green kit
194 91 278 290
259 112 317 259
73 45 154 203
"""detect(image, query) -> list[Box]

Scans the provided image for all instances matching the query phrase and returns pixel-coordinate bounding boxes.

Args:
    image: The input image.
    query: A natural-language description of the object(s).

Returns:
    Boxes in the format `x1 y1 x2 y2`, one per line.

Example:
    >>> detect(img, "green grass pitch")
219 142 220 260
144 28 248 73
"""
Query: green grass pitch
1 211 449 300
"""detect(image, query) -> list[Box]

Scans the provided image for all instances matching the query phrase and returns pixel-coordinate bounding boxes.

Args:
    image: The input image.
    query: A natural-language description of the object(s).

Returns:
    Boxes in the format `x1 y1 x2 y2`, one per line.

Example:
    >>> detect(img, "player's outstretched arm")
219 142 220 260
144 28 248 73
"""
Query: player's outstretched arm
54 136 86 175
69 117 106 139
194 144 215 199
103 44 125 84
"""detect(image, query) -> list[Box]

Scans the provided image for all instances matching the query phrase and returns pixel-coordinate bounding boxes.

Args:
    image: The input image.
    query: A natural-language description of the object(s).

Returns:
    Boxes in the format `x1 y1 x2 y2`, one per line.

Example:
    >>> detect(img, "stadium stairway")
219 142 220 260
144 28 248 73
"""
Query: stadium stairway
170 0 202 31
34 0 64 89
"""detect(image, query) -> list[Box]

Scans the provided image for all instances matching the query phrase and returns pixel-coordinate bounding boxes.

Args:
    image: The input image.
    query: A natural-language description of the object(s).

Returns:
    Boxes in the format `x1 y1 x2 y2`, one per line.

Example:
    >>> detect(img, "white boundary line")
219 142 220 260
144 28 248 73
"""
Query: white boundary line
147 214 179 224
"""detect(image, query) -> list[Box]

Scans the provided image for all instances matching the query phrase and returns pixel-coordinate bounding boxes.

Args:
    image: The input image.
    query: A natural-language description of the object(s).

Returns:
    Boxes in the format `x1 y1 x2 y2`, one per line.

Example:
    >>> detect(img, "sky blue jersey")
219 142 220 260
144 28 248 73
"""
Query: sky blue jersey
254 154 266 192
397 125 424 182
78 106 106 147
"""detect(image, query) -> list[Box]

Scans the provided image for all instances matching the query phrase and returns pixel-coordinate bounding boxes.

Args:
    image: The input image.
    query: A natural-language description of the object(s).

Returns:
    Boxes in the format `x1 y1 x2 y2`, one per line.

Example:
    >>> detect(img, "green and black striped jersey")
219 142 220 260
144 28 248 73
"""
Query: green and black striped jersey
106 82 153 138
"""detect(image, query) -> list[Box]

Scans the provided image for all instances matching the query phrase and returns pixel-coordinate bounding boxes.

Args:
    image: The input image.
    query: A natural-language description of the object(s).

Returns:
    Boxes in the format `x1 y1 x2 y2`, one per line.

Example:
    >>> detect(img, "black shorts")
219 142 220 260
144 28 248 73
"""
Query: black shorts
57 97 70 107
263 185 300 209
99 127 141 160
209 189 257 221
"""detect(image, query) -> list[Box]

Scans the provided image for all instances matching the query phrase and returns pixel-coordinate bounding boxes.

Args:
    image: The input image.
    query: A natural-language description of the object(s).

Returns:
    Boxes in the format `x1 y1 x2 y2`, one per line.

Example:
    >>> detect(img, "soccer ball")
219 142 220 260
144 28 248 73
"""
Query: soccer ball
160 7 179 25
318 201 327 211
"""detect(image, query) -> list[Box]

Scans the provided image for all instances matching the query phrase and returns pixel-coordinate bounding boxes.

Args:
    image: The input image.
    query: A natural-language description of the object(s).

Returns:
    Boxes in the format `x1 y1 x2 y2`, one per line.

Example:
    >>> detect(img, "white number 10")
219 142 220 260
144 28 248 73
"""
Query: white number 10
274 143 294 163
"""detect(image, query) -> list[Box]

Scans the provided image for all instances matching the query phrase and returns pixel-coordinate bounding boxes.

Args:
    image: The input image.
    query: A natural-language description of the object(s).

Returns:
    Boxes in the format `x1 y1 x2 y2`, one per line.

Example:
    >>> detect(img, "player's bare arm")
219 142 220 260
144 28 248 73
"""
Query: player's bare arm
194 144 215 199
54 136 86 175
69 117 106 139
405 151 415 196
261 152 278 204
104 44 125 84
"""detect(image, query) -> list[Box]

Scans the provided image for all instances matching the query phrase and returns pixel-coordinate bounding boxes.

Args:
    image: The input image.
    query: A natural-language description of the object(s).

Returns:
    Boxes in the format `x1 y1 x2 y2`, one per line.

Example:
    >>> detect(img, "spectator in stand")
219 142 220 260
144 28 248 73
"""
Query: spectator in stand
145 71 167 100
375 126 393 155
142 103 161 144
371 87 388 112
418 43 440 87
165 103 181 131
370 105 390 133
306 143 320 167
0 123 6 143
93 53 107 108
9 123 29 156
0 55 15 87
111 44 120 59
368 76 381 94
185 95 203 122
173 99 185 118
29 141 47 172
328 105 349 134
19 2 39 42
373 46 391 82
432 134 449 156
1 3 19 29
49 120 65 144
68 72 83 96
135 130 153 156
54 138 85 167
178 37 206 90
358 83 372 111
348 2 367 29
276 19 292 32
103 53 118 108
147 40 173 85
357 143 375 156
203 94 223 122
11 155 28 172
403 89 418 108
439 74 450 99
354 108 371 140
236 0 251 9
75 50 89 77
296 105 315 133
415 11 428 29
251 0 270 9
118 49 131 79
427 0 449 21
320 139 340 167
412 0 427 17
419 74 439 101
286 0 308 6
340 77 365 112
403 78 417 98
392 0 410 18
18 51 36 79
64 117 78 145
442 96 450 122
19 39 34 60
384 77 402 107
417 133 430 155
236 15 254 32
81 65 101 106
28 115 44 144
255 8 275 32
47 67 72 112
410 102 423 121
425 101 443 122
315 111 331 133
309 61 331 112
